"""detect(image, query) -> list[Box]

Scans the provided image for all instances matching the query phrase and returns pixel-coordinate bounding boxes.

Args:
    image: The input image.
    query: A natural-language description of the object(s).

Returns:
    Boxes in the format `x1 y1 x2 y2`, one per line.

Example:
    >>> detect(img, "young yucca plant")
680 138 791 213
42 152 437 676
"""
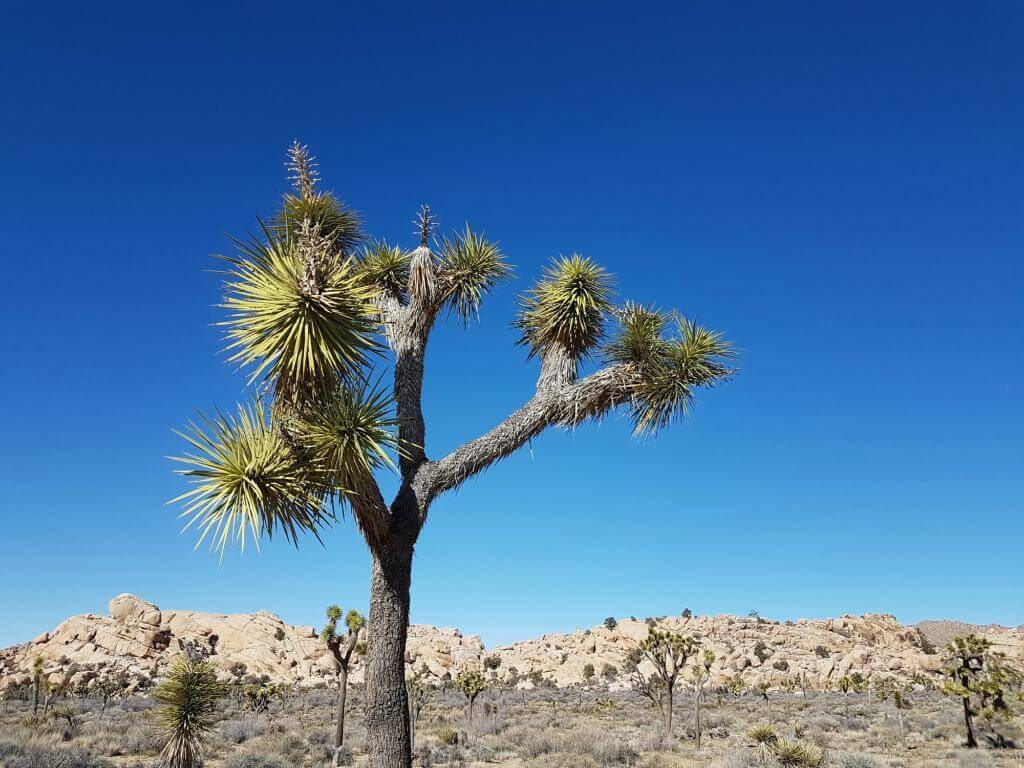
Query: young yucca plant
153 656 223 768
772 739 824 767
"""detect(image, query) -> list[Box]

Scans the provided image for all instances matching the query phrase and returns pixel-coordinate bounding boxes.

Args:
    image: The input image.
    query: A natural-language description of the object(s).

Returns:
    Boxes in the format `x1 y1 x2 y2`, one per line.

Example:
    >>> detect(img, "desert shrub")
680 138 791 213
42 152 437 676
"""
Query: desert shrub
814 645 830 658
224 754 288 768
333 744 354 766
637 752 687 768
0 741 25 759
710 749 761 768
753 641 769 662
436 726 459 746
837 755 886 768
116 726 164 756
503 725 555 757
525 754 599 768
219 718 268 744
772 659 790 672
2 744 114 768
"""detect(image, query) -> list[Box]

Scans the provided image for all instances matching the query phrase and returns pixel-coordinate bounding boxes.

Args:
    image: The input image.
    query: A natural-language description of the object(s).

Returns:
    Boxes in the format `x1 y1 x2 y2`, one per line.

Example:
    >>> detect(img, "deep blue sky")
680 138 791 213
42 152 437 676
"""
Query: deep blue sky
1 2 1021 648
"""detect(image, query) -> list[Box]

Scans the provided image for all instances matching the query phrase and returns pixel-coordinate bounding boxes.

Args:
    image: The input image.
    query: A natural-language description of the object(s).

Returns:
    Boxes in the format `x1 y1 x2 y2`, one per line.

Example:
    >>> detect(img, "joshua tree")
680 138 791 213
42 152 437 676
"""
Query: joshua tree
941 634 1021 748
454 668 487 720
874 679 912 748
153 655 223 768
483 654 502 679
405 663 432 752
322 605 366 764
170 143 734 768
632 627 698 736
747 724 778 767
31 656 43 715
603 617 618 631
692 649 715 750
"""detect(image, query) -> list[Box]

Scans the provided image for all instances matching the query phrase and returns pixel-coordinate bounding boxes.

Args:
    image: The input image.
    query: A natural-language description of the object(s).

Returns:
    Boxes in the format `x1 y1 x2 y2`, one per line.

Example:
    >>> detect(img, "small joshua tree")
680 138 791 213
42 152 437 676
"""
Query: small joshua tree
31 656 44 715
483 654 502 679
874 679 912 748
941 633 1022 748
692 649 715 750
322 605 366 764
455 668 487 720
405 663 432 752
633 627 697 736
153 655 223 768
747 724 778 766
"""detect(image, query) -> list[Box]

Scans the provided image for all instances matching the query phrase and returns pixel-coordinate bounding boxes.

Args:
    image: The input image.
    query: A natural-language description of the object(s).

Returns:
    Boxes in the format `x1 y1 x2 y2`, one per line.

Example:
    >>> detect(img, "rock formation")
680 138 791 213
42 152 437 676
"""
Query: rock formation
2 596 1021 694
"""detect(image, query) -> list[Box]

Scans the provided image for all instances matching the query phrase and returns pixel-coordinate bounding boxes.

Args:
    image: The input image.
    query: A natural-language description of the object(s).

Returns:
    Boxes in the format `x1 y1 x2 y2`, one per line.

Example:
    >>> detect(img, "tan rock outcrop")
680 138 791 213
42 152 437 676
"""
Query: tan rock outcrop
2 597 1021 693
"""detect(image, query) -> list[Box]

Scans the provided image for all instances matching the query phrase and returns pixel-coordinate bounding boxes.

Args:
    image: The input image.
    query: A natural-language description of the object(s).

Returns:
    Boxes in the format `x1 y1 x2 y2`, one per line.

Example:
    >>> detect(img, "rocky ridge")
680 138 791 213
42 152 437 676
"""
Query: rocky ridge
2 595 1021 694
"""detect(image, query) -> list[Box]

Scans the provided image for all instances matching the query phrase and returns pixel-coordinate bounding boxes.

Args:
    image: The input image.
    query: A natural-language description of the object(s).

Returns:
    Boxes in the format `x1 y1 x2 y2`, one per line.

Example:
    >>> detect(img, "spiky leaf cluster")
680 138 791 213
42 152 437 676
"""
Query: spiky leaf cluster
296 380 401 496
172 403 330 554
321 604 366 644
437 226 512 320
356 241 410 297
772 740 824 767
153 656 224 768
639 627 698 675
454 669 488 699
515 254 614 360
220 236 380 402
272 191 364 256
747 724 778 746
606 310 735 434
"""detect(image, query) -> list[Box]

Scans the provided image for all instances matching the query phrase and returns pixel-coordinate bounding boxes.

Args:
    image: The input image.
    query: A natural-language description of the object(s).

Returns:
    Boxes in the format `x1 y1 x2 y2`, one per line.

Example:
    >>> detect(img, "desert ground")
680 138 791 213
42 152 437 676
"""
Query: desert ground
2 680 1022 768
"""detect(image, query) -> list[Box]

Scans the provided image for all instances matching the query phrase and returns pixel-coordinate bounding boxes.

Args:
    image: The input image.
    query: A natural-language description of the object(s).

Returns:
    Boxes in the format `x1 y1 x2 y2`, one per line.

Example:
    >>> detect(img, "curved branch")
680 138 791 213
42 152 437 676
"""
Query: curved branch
422 363 635 501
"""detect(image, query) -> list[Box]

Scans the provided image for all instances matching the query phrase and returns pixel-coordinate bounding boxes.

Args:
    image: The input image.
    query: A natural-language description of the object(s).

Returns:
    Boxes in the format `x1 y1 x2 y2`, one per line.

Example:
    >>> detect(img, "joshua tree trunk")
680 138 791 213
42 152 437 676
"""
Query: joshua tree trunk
694 687 702 750
332 665 350 766
665 686 673 736
33 677 40 715
364 505 418 768
467 696 475 720
962 694 977 748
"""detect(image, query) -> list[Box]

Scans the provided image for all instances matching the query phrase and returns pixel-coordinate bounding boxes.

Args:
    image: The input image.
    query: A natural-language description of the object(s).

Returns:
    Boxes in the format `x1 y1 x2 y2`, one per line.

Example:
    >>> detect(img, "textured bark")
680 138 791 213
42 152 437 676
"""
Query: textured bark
332 666 349 766
364 501 419 768
424 363 634 501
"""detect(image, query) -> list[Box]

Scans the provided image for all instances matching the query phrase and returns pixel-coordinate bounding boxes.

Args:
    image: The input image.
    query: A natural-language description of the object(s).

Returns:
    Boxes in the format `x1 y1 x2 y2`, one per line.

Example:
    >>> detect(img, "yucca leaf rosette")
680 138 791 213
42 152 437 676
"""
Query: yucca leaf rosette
515 254 614 361
220 234 380 402
171 402 330 554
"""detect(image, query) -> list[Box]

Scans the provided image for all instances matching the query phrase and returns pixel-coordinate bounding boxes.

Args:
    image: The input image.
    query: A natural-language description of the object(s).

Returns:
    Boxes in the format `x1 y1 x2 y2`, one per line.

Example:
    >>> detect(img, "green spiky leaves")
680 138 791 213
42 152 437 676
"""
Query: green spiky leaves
295 379 402 496
516 255 614 360
356 241 411 297
171 403 330 554
606 304 735 435
437 226 512 320
272 191 364 256
220 235 380 402
172 384 402 554
153 656 224 768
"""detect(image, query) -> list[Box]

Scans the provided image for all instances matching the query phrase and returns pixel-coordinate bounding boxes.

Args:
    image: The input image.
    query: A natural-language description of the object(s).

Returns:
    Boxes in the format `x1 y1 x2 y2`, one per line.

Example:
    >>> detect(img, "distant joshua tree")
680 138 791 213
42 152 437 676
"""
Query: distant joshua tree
692 649 715 750
31 656 43 715
941 634 1022 748
483 654 502 678
321 605 366 765
405 664 432 752
874 679 912 749
169 142 734 768
631 627 698 736
455 669 488 720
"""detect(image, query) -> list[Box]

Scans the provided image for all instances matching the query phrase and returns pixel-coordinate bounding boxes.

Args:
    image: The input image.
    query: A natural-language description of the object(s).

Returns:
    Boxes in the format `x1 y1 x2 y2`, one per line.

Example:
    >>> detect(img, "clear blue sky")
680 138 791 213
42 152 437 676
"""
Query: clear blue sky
1 2 1021 648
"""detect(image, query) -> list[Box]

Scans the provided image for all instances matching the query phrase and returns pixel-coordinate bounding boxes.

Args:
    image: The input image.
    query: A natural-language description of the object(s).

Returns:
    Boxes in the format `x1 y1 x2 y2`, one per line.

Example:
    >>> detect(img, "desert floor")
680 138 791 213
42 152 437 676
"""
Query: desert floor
1 686 1021 768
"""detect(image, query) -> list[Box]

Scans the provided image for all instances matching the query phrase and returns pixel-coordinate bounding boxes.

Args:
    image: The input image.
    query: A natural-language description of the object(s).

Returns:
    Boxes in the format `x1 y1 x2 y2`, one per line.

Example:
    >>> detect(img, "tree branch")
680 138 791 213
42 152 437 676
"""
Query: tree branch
422 363 635 501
